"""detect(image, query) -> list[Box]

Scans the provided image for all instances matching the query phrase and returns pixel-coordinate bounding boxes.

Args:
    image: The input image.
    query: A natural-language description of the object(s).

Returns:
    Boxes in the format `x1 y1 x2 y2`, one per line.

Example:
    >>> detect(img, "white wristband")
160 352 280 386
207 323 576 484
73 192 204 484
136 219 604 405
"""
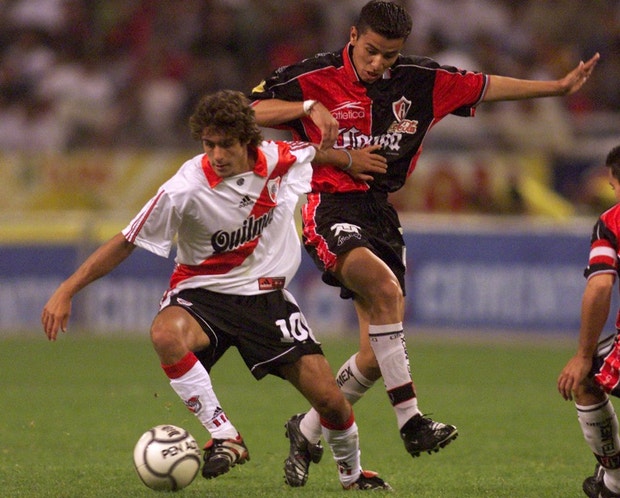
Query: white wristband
303 99 317 115
342 149 353 171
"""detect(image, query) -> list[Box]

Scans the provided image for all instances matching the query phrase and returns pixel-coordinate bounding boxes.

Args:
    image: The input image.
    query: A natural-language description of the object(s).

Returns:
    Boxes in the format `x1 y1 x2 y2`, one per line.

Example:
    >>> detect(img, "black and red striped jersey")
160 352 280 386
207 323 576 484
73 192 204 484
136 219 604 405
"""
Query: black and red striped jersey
586 205 620 279
250 43 488 194
586 204 620 328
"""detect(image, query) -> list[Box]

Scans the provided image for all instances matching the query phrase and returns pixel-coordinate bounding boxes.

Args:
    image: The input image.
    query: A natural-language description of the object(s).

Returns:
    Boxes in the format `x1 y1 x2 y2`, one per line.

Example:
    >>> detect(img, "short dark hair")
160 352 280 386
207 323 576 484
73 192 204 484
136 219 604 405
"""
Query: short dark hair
606 145 620 182
356 1 412 40
189 90 263 147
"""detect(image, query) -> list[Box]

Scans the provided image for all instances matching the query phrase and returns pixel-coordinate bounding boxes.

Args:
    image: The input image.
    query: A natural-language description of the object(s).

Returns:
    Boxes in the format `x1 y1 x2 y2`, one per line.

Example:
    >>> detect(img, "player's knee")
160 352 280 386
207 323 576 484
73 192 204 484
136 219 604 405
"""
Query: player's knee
369 277 403 311
313 390 351 425
574 377 607 405
150 315 188 358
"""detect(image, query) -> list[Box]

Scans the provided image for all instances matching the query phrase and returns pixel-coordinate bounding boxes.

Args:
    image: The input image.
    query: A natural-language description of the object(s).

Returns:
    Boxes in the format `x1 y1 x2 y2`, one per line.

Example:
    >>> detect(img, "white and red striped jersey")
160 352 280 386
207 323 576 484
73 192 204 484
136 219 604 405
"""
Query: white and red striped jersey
122 140 315 295
585 203 620 327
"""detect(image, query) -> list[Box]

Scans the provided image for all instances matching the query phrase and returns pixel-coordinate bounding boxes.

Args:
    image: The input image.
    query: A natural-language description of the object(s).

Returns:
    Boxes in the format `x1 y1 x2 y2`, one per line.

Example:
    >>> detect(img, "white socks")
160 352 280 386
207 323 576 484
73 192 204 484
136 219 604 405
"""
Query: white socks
300 353 375 444
162 351 238 440
368 323 420 428
301 324 420 443
320 413 361 487
577 398 620 493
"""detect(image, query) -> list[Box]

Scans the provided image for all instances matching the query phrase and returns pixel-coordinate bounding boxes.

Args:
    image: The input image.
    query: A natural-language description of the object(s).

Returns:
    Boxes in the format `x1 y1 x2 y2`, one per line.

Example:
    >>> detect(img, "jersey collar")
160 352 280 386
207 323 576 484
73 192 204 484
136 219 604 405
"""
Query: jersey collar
201 146 268 187
343 43 361 83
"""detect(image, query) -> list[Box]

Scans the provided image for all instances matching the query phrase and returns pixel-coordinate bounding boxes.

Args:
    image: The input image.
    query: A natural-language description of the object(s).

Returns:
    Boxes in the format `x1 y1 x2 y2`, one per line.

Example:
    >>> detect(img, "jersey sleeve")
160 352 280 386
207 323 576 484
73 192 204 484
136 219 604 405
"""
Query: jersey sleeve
285 141 314 194
584 215 620 280
122 188 181 258
249 63 306 103
432 67 487 118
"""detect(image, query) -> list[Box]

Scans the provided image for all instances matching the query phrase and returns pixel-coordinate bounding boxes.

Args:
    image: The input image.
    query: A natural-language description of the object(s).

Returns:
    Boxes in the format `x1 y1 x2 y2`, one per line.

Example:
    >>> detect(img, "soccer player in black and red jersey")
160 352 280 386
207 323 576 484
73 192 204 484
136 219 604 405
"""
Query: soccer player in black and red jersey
250 0 600 487
558 146 620 498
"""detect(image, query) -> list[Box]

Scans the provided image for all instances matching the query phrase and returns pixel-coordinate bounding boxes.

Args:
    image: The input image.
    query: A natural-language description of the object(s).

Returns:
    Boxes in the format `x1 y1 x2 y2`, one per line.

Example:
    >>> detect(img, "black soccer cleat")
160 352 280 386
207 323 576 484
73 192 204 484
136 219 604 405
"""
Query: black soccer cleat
202 433 250 479
583 464 605 498
283 413 324 487
342 470 393 491
400 413 458 457
583 464 620 498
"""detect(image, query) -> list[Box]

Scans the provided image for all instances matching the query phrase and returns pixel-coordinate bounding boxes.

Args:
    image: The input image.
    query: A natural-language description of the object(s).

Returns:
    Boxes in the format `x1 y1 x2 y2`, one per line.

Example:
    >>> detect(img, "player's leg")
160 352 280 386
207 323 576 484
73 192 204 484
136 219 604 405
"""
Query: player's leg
298 304 377 446
352 300 381 381
334 246 457 457
150 302 248 479
577 340 620 497
280 353 391 490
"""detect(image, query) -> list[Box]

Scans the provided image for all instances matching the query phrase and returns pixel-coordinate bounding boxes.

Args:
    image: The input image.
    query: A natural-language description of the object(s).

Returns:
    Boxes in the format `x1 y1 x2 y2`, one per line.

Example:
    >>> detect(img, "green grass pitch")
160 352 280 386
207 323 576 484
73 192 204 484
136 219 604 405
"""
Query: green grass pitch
0 332 595 497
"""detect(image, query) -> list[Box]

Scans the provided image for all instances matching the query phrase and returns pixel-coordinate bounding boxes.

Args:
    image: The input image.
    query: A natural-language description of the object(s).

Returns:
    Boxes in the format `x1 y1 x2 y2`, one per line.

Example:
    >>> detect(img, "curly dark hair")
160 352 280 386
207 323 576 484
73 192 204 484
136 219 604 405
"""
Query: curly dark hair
189 90 263 147
356 1 412 40
606 145 620 182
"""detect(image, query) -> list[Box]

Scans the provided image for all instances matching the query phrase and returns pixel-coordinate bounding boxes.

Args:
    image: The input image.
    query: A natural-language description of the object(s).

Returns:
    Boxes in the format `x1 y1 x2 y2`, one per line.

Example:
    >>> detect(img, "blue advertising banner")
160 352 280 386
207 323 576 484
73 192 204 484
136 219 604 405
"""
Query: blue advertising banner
0 221 604 337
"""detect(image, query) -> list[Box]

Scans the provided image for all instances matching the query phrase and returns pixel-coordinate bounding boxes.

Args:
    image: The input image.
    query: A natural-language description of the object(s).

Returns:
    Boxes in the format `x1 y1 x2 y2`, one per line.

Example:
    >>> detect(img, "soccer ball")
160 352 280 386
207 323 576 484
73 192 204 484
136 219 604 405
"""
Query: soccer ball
133 424 202 491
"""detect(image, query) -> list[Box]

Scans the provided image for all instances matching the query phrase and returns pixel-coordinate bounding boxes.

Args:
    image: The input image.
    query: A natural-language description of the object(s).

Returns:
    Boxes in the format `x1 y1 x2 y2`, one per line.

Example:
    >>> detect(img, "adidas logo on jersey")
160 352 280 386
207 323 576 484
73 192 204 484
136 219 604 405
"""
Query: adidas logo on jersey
238 195 252 208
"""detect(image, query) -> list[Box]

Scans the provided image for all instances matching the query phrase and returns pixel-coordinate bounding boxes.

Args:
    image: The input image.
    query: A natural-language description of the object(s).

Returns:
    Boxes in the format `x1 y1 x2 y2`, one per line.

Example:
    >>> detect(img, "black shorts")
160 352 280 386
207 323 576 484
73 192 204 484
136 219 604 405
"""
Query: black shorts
302 190 406 299
163 288 323 380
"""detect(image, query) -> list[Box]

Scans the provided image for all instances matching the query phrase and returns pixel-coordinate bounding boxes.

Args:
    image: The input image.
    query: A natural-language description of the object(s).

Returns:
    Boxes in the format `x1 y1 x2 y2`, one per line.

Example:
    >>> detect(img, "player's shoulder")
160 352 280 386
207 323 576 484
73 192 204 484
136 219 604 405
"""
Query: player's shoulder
600 202 620 226
276 49 343 76
163 154 205 190
260 139 314 159
394 54 480 76
394 54 441 69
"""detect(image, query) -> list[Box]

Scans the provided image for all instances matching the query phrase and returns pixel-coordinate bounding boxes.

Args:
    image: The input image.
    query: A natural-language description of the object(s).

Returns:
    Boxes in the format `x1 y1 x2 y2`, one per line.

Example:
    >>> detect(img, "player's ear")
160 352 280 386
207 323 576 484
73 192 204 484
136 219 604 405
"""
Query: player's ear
350 26 358 44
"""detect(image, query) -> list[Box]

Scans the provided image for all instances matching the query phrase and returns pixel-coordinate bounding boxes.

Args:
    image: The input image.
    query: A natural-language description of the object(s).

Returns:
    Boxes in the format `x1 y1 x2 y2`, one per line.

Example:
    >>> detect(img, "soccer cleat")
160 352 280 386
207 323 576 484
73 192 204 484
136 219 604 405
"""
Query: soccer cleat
583 464 620 498
343 470 393 491
583 464 605 498
202 433 250 479
400 413 458 457
283 413 324 487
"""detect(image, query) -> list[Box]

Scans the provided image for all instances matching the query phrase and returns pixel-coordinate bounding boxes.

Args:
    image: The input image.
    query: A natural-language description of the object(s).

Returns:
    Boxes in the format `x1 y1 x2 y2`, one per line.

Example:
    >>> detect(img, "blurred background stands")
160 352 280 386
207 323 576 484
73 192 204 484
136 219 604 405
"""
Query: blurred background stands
0 0 618 215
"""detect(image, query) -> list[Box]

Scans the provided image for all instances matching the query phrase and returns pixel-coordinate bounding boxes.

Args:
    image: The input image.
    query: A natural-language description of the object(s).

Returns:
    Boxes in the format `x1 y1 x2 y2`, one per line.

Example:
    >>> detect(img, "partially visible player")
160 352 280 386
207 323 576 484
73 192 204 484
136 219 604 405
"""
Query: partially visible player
558 145 620 498
250 0 599 486
41 90 391 491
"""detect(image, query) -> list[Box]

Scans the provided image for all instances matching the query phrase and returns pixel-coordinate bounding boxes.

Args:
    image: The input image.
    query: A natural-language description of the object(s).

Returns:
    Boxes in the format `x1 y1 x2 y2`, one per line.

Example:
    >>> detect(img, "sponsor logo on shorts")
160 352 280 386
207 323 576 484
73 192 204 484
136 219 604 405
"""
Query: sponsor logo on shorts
258 276 286 290
331 223 362 246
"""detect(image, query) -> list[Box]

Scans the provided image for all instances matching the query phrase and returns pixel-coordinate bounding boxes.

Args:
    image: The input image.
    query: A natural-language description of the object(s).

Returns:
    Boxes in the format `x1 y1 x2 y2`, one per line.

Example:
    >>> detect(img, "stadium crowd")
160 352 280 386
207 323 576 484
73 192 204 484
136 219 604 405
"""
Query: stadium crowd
0 0 618 152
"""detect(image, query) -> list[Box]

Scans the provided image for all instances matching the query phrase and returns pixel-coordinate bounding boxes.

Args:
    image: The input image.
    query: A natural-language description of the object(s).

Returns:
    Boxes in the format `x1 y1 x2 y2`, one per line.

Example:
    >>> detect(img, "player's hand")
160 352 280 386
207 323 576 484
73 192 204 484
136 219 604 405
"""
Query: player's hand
558 52 600 96
343 145 388 182
557 355 592 401
41 287 72 341
308 102 339 150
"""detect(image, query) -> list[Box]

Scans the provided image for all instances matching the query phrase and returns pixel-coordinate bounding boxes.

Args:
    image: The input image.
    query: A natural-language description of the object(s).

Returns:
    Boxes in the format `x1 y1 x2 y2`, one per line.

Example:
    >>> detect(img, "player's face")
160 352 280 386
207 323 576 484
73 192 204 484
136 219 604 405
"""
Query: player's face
349 27 404 83
201 130 251 178
608 168 620 203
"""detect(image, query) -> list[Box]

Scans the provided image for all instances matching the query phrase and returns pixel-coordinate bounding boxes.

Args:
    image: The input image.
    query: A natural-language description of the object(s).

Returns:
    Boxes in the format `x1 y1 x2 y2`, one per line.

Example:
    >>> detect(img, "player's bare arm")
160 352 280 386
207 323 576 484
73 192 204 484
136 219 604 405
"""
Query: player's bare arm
314 144 388 182
253 99 338 150
41 232 135 340
483 52 600 102
557 273 613 400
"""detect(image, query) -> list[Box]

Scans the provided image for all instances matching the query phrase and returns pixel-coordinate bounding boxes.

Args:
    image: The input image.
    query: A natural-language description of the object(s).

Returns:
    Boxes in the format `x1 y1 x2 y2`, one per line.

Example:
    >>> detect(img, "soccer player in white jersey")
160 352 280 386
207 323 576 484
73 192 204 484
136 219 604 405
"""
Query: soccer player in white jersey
41 90 391 490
